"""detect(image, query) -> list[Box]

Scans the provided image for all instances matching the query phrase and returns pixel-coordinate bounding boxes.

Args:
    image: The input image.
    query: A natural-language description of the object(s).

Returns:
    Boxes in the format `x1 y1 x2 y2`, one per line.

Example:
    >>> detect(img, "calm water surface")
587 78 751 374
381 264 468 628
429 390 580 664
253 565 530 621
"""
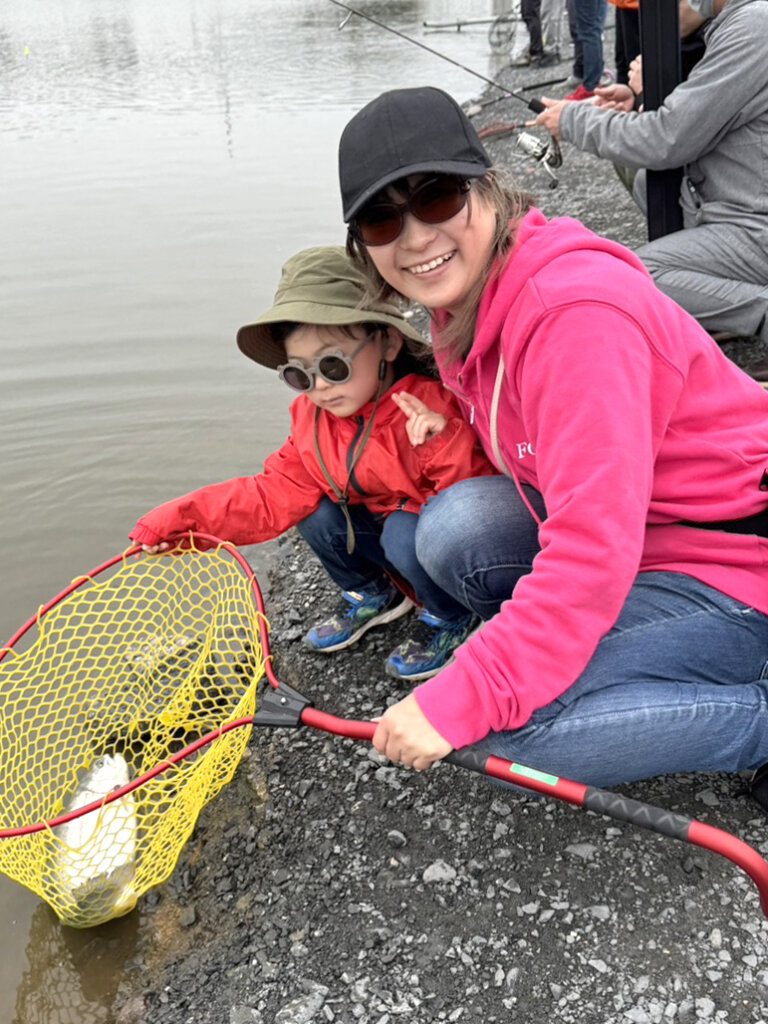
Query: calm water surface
1 0 504 1018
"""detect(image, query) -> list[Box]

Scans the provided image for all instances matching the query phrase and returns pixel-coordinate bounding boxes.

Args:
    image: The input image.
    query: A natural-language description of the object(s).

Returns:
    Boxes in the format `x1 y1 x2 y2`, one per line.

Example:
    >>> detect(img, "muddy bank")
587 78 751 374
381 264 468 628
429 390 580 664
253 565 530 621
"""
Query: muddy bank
111 58 768 1024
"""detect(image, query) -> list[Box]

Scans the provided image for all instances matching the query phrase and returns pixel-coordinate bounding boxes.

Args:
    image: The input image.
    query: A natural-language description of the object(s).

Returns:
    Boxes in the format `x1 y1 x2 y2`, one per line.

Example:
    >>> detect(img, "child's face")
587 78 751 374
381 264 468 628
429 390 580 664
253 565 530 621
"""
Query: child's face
283 325 400 417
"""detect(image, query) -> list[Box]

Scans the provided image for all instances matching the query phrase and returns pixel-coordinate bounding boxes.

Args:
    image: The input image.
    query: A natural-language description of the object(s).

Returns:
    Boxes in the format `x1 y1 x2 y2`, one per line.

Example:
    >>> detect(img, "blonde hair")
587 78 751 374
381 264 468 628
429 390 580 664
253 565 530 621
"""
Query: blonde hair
346 169 534 365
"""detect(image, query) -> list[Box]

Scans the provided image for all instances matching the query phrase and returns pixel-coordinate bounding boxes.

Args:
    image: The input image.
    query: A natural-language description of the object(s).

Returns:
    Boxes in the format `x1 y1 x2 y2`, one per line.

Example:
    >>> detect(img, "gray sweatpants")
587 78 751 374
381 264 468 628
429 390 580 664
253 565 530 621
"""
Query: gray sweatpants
631 172 768 341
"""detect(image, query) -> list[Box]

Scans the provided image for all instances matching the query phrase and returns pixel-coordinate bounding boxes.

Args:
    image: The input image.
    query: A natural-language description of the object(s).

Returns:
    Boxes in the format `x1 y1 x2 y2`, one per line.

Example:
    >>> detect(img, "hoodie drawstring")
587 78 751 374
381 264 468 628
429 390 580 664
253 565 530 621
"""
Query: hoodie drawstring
490 355 543 528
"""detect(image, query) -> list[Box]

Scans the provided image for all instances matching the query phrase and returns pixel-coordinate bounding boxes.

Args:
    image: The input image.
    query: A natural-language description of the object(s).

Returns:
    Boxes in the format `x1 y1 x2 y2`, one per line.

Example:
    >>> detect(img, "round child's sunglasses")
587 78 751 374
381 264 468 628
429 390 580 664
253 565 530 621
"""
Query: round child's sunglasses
277 336 370 393
350 175 471 247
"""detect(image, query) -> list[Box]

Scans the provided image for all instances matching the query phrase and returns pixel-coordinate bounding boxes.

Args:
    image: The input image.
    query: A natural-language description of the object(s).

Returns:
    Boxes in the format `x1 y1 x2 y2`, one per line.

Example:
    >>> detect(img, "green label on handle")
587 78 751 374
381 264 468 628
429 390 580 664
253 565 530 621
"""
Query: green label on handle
510 763 558 787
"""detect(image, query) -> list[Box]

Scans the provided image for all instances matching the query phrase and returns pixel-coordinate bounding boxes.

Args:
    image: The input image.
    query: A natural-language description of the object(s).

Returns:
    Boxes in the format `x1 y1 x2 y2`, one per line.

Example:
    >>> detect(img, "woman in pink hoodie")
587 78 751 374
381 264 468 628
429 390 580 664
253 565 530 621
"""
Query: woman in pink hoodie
337 85 768 807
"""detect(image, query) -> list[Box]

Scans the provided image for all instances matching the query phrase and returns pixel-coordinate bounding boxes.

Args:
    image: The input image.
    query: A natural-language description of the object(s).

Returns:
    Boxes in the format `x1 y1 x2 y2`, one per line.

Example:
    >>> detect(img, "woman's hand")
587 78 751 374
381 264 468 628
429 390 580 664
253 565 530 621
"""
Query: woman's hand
392 391 447 446
593 83 635 112
373 692 454 771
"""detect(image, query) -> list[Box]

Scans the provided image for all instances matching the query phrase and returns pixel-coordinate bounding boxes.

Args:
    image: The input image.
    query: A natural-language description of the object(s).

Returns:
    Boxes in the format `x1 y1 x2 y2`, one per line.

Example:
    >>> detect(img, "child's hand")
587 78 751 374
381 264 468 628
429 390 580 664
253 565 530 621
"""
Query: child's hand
139 541 171 554
392 391 447 446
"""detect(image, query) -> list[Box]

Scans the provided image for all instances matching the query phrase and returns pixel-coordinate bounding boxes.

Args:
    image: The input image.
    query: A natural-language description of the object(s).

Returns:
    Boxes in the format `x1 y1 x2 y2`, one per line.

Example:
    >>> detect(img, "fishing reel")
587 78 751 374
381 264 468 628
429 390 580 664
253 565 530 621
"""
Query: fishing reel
516 131 563 189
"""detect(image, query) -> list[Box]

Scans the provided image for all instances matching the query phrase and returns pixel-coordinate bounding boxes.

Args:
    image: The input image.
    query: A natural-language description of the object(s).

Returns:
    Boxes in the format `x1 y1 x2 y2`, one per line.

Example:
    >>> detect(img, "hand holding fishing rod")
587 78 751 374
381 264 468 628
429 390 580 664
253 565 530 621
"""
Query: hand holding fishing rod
254 680 768 920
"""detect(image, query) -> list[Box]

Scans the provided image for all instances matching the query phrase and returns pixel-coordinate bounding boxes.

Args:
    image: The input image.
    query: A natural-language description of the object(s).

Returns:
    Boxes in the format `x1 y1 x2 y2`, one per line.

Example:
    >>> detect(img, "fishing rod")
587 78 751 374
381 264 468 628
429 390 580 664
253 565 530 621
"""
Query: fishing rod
467 75 568 114
328 0 545 116
328 0 561 186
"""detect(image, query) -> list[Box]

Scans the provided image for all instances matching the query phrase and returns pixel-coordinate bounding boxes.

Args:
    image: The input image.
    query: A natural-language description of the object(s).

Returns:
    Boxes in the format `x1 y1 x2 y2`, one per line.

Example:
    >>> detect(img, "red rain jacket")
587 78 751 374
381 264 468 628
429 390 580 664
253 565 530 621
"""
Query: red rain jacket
129 373 498 548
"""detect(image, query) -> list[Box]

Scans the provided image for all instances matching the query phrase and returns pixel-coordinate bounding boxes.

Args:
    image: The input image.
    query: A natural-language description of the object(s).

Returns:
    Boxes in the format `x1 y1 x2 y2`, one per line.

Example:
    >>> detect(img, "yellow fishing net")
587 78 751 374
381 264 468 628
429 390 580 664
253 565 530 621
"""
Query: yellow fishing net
0 540 265 928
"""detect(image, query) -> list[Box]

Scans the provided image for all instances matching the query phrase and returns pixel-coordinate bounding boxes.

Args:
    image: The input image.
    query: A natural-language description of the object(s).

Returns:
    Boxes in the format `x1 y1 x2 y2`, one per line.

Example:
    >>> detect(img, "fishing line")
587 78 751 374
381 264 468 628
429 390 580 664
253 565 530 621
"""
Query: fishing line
3 533 767 918
328 0 545 115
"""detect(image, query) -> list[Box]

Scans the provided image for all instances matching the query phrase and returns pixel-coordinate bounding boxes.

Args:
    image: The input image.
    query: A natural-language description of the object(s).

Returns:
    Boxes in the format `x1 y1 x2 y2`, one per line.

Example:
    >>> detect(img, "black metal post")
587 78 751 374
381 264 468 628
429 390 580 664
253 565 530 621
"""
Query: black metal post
639 0 683 240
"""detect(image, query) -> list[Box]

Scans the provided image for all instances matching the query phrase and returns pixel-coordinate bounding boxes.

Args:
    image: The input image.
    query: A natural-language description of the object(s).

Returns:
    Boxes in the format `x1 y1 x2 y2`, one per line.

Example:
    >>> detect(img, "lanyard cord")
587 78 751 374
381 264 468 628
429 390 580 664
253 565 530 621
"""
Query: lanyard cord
313 385 384 554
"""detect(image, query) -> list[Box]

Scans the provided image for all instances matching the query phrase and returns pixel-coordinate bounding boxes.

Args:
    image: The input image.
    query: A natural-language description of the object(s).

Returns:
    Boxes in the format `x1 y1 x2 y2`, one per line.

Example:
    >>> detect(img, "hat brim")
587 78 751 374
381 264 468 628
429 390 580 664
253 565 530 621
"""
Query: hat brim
237 302 427 370
343 158 490 223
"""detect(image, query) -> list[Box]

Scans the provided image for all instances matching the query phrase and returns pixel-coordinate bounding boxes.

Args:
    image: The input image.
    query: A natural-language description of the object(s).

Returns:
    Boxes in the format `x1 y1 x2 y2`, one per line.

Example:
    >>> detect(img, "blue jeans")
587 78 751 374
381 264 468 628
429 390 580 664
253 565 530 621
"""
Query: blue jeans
415 477 768 787
571 0 605 90
296 497 471 623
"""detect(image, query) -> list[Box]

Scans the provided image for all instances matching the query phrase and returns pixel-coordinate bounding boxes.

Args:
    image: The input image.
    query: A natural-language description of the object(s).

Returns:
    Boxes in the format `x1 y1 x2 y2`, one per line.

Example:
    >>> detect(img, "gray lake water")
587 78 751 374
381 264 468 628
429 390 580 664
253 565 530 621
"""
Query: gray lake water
0 0 506 1018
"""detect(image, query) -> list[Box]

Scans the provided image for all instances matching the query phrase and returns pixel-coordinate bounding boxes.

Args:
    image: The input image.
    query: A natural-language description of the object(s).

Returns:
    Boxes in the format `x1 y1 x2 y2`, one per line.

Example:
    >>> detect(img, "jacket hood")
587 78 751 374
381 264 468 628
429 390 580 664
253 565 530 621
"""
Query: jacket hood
705 0 751 40
441 208 651 382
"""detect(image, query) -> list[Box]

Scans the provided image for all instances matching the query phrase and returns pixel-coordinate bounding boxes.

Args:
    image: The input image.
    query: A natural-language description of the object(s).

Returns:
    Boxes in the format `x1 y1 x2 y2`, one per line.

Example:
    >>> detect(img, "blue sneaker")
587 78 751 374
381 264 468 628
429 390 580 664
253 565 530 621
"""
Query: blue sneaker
385 611 479 682
305 587 413 653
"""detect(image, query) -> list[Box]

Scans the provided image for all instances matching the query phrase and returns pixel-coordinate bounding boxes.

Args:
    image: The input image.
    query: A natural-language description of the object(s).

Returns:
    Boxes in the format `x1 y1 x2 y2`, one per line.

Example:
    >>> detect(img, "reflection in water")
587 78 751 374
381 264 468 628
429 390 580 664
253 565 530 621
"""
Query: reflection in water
1 0 497 1017
88 16 139 76
13 905 139 1024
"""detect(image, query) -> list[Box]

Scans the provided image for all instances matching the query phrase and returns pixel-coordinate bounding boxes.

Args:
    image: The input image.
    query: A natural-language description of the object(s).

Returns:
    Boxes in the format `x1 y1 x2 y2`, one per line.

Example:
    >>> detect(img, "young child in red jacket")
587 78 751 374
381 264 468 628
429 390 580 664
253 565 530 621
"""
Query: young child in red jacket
130 246 497 680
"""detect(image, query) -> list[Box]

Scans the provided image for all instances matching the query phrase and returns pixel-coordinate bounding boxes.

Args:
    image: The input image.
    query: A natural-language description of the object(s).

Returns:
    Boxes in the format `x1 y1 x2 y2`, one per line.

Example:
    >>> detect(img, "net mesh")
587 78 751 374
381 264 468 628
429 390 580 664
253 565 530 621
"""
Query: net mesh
0 541 265 928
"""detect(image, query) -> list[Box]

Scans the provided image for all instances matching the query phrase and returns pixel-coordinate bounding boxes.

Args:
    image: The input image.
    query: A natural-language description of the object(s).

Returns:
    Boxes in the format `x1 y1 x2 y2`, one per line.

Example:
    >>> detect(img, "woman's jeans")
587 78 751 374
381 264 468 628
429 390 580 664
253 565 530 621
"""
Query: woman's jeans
296 497 470 623
414 477 768 788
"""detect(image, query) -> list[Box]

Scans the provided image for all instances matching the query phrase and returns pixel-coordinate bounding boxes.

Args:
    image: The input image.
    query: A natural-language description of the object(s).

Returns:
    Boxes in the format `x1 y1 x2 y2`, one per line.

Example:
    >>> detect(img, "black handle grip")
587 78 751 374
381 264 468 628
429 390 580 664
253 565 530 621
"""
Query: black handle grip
445 747 489 775
527 97 545 114
584 787 692 842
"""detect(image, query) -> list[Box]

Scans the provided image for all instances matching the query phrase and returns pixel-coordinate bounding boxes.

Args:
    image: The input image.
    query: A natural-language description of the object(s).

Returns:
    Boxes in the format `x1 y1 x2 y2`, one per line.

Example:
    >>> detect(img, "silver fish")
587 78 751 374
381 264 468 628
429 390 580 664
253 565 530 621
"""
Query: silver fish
51 753 137 927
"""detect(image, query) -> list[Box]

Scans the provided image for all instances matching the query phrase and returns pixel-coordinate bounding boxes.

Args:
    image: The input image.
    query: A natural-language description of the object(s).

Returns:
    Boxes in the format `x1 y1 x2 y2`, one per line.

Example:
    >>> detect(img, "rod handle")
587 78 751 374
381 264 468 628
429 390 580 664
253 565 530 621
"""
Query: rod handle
584 787 692 841
445 747 489 774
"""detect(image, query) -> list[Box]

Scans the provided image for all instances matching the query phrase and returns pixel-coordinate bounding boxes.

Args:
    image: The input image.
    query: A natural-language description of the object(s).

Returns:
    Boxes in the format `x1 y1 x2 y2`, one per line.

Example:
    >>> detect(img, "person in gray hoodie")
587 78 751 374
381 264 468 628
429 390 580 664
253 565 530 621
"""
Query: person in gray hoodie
535 0 768 350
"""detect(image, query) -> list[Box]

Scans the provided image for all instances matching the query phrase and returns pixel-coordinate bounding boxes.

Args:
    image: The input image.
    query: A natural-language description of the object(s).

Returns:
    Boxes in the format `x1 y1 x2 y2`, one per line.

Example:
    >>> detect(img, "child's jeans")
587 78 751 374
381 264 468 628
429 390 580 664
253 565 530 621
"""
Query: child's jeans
296 497 471 623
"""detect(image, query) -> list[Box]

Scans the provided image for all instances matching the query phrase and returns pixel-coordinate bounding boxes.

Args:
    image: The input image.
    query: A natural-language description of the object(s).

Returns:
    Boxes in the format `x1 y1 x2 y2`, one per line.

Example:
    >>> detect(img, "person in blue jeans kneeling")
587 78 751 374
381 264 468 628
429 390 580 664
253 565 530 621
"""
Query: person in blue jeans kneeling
130 246 497 682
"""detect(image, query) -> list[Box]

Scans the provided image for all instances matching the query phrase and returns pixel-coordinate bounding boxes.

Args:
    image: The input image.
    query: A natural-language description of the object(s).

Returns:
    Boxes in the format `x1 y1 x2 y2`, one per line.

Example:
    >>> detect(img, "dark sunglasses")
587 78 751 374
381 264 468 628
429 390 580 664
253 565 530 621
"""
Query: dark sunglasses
277 337 370 393
350 176 471 247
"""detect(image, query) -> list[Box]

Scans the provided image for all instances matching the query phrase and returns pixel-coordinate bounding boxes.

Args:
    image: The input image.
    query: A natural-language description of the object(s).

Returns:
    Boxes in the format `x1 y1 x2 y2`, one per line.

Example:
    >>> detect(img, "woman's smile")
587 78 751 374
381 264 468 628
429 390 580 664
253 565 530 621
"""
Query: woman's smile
406 250 456 275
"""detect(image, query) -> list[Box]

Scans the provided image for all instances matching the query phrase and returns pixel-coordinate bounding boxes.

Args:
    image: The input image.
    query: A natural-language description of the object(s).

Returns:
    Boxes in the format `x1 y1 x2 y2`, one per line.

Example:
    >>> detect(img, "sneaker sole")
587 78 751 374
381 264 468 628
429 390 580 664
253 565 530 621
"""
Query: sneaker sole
308 596 414 654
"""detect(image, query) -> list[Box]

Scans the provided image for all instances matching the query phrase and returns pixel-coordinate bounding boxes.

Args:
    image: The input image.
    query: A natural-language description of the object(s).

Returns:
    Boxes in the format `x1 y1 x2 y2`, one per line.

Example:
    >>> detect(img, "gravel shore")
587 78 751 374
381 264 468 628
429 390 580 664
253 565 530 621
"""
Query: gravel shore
112 57 768 1024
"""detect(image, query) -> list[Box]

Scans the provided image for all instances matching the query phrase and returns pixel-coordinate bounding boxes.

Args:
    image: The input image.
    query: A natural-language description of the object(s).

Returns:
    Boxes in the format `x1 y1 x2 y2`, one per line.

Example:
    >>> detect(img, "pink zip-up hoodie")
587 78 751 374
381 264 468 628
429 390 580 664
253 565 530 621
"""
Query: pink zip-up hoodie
415 208 768 750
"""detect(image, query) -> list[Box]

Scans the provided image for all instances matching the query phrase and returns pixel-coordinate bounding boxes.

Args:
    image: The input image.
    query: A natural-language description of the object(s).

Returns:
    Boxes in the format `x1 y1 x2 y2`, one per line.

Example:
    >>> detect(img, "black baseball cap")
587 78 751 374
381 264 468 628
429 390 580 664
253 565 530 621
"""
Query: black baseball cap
339 86 492 223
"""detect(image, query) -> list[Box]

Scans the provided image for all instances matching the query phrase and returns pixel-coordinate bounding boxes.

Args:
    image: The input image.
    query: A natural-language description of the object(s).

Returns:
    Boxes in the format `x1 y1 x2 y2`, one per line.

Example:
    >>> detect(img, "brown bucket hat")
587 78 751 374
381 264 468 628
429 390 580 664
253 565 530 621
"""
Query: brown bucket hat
236 245 426 370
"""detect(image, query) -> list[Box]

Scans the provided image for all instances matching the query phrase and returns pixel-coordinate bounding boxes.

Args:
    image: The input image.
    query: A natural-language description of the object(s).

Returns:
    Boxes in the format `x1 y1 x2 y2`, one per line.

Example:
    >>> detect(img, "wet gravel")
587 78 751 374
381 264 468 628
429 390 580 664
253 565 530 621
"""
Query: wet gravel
112 57 768 1024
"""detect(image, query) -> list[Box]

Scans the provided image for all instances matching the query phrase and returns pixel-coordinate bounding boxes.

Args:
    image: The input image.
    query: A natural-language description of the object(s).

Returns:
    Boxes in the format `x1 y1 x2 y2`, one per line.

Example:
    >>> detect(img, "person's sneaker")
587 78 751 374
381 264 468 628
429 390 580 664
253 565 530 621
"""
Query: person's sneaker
385 611 480 682
305 587 413 653
530 48 560 68
564 73 583 89
565 83 596 101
